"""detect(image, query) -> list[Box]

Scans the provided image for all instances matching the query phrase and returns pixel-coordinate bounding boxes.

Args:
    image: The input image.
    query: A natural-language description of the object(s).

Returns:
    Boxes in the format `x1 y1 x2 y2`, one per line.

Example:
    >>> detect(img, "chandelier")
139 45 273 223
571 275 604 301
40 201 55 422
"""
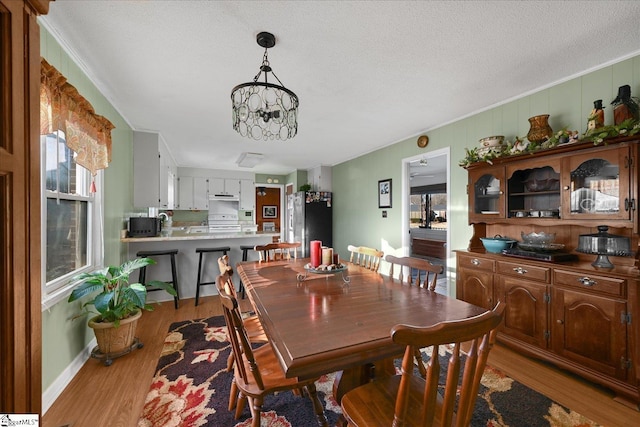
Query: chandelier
231 32 299 141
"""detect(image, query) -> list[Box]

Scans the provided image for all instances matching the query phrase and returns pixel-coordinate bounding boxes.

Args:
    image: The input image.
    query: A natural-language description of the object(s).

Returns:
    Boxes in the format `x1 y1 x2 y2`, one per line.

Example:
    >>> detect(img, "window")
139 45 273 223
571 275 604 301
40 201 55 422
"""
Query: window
41 131 103 308
40 59 114 308
410 186 447 230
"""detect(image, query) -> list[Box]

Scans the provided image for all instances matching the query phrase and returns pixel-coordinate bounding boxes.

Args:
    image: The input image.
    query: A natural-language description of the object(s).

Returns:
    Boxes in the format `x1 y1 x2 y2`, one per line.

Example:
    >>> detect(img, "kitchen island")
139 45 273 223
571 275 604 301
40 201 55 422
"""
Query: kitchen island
122 228 280 303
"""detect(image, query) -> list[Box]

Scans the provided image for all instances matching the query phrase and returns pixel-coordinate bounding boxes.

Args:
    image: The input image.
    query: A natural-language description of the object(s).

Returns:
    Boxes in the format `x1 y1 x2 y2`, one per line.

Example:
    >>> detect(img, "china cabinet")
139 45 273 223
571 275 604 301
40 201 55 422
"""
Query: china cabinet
457 136 640 408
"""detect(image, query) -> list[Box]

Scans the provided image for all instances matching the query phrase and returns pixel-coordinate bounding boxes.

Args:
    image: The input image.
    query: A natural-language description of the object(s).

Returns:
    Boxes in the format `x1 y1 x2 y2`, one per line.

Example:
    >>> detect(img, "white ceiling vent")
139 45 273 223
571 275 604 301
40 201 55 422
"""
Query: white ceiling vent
236 152 264 168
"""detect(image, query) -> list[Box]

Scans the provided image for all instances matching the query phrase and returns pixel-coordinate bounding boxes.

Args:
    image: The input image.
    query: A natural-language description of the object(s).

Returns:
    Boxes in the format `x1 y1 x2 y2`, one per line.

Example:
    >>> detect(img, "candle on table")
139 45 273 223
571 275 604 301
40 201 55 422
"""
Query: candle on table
322 247 333 265
310 240 322 267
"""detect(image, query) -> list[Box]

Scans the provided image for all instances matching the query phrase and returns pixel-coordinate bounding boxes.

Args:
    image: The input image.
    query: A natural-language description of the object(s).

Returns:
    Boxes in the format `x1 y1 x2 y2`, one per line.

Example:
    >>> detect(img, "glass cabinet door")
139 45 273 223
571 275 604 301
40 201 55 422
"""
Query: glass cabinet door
469 167 504 221
561 146 630 221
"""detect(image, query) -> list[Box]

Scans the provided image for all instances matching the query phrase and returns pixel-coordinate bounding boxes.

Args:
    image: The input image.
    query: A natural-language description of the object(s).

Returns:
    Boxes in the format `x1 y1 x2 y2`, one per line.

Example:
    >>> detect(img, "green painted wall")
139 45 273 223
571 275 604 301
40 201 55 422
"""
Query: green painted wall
40 28 134 392
333 55 640 284
39 22 640 402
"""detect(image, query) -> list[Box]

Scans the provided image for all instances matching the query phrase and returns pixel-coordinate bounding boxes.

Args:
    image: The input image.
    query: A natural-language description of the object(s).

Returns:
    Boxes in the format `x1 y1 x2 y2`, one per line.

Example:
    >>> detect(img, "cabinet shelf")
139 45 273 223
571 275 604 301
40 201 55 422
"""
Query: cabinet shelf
510 190 560 197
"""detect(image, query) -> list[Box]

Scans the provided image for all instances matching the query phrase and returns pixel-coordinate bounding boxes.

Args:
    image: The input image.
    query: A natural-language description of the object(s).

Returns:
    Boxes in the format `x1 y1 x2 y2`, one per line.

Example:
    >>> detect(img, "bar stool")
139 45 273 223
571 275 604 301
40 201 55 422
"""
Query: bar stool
238 244 254 299
195 246 230 306
136 249 180 309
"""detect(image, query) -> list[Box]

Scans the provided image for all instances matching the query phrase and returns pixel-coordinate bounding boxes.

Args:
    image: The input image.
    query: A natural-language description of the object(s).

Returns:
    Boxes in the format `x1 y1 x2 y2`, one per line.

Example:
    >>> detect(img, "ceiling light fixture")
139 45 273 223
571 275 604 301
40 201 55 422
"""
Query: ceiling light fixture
231 31 299 141
236 152 264 168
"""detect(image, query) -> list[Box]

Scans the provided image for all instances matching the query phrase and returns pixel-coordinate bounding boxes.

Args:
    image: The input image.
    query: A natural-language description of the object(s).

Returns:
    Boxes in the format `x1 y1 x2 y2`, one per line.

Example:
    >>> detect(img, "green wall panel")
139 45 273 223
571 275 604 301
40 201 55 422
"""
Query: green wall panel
334 55 640 301
40 27 134 393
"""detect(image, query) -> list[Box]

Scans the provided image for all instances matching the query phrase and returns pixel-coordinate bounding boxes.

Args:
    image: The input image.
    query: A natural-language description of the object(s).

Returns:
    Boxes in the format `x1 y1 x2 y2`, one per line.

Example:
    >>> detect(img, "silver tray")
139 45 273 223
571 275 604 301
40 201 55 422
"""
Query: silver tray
303 264 347 274
299 264 350 283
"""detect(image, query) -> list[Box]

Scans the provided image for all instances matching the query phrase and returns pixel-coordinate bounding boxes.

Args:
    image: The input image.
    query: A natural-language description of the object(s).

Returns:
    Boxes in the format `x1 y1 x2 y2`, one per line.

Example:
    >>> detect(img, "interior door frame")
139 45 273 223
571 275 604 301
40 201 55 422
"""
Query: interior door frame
401 147 451 293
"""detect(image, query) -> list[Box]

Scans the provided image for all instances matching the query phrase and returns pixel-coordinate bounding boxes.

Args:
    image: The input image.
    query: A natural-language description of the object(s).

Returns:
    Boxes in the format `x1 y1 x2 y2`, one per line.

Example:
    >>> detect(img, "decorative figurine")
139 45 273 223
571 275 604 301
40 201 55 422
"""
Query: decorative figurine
587 99 605 131
611 85 639 125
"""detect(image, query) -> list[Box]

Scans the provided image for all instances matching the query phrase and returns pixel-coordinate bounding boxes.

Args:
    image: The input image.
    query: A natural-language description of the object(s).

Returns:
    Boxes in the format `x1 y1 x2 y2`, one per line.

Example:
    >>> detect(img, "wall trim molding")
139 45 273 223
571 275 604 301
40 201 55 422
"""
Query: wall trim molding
42 337 96 414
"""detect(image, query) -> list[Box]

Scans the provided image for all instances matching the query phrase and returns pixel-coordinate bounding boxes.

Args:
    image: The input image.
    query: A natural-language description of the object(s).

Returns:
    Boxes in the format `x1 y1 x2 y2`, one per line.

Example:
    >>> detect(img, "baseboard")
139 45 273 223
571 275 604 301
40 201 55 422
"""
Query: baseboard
42 337 96 414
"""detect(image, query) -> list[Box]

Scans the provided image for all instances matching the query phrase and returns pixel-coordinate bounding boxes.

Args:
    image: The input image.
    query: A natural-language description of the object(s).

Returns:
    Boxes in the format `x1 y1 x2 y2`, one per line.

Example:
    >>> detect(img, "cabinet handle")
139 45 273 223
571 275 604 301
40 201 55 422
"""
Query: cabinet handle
563 186 570 191
577 277 597 286
471 258 480 266
556 319 564 324
512 267 528 274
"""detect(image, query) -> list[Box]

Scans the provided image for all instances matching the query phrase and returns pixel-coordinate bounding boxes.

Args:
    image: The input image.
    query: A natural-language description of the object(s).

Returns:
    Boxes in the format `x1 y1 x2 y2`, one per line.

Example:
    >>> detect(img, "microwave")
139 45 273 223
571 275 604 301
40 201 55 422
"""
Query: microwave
129 217 161 237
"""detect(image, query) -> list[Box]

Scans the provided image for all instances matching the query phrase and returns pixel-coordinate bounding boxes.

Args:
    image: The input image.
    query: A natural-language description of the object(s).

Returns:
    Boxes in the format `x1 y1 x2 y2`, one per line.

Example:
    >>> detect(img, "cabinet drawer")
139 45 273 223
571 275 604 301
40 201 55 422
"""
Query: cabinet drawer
497 261 550 283
457 254 494 272
553 269 625 297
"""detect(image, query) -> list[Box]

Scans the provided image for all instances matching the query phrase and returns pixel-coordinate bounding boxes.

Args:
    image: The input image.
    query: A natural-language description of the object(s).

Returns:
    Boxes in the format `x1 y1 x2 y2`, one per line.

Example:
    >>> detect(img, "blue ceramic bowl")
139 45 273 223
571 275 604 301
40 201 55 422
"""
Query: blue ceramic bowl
480 237 516 253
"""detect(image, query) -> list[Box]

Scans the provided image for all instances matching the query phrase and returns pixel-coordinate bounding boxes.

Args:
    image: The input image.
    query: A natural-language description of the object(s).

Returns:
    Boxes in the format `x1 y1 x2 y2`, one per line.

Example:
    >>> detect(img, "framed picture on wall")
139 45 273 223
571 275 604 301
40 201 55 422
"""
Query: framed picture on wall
378 179 392 208
263 205 277 218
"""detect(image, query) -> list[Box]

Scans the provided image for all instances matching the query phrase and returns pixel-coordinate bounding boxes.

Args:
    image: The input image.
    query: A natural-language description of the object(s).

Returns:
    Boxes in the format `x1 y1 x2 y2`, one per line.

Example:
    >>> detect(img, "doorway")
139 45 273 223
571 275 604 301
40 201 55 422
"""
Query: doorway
401 147 450 294
255 184 284 238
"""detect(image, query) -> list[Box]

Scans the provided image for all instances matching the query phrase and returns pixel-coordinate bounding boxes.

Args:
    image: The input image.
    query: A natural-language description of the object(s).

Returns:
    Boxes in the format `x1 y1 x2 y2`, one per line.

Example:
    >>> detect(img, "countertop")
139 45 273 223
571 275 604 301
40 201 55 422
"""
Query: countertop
121 229 281 243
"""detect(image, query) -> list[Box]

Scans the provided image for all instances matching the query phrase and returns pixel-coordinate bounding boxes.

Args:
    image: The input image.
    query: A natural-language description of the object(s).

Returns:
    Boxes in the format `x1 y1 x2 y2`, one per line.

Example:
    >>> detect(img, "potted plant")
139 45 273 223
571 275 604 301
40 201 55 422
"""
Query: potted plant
67 257 176 356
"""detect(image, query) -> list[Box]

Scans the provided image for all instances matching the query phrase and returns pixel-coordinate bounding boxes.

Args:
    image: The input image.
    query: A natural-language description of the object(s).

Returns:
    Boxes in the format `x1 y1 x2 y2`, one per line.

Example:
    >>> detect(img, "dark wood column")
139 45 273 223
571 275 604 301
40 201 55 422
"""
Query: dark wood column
0 0 52 414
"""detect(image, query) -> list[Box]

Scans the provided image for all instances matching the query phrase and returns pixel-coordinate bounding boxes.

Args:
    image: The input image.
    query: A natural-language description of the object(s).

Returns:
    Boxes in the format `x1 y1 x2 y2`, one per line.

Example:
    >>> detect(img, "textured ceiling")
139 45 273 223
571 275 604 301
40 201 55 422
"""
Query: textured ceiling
41 1 640 175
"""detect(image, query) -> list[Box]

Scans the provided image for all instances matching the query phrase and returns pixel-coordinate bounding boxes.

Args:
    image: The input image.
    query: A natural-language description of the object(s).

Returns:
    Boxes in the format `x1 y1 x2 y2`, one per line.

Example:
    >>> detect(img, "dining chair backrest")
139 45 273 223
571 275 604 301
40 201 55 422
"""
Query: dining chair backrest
348 245 384 272
392 302 504 426
217 271 266 390
385 255 444 291
254 242 301 262
216 255 237 297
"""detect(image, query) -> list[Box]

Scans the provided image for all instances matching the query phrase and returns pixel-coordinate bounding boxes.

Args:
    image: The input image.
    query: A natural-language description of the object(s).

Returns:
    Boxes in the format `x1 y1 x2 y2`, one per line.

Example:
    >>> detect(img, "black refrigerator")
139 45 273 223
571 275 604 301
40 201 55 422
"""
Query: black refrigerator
288 191 332 257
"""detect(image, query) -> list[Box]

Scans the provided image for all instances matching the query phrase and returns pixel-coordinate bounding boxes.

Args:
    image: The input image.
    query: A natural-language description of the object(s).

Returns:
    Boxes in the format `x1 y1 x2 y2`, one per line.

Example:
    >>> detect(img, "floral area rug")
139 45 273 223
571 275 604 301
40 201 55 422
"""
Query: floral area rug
137 316 600 427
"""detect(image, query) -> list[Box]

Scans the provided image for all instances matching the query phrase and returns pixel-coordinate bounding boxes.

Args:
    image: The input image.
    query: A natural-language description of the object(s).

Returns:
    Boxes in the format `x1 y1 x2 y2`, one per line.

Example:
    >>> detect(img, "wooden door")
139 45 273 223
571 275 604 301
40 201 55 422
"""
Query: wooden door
457 268 494 309
0 0 51 414
552 287 628 381
468 165 505 222
560 145 632 222
495 276 549 348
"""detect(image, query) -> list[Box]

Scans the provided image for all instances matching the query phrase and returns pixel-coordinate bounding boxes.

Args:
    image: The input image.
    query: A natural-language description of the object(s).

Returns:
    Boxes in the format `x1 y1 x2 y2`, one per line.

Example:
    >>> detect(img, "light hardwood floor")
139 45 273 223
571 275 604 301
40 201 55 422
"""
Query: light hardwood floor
43 296 640 427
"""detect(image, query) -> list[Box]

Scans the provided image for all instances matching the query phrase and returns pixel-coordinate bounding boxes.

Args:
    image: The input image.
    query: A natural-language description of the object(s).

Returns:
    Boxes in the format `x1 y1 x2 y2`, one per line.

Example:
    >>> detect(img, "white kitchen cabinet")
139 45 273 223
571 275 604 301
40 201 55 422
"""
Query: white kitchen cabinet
210 178 240 196
177 176 209 210
193 177 209 210
133 131 176 208
240 179 255 211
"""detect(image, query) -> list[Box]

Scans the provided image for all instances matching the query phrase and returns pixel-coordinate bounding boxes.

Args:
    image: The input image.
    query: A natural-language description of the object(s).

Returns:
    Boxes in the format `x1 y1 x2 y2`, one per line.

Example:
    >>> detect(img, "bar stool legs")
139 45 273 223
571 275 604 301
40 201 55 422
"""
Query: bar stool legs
136 249 180 309
238 245 254 299
195 246 230 306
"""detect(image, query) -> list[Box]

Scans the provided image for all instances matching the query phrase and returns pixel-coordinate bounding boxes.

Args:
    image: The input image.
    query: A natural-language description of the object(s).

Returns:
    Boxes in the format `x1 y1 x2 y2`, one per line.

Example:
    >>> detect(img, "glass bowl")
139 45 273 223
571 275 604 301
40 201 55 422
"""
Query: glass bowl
521 231 556 244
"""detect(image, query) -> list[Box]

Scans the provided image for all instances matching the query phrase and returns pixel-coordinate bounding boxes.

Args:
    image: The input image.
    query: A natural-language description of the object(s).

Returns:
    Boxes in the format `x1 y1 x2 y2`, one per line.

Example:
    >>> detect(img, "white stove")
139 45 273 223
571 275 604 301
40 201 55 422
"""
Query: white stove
208 213 241 233
208 224 242 233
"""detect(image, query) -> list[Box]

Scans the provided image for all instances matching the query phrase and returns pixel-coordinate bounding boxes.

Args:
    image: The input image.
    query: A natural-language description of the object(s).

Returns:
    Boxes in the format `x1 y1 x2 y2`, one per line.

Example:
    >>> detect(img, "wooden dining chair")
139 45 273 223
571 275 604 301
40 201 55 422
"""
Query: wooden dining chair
216 256 268 387
217 271 329 427
341 302 505 427
348 245 384 272
385 255 444 291
385 254 445 377
254 241 301 262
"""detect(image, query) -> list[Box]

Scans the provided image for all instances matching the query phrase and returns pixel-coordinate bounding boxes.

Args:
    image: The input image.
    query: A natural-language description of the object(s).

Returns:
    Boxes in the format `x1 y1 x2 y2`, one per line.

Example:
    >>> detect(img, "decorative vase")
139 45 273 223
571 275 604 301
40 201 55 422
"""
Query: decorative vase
527 114 553 143
89 310 141 354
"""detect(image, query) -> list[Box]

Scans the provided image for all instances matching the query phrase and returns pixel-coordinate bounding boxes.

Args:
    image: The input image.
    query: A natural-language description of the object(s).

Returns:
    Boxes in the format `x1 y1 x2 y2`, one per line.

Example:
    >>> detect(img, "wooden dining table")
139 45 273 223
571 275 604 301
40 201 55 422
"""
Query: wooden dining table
236 258 489 402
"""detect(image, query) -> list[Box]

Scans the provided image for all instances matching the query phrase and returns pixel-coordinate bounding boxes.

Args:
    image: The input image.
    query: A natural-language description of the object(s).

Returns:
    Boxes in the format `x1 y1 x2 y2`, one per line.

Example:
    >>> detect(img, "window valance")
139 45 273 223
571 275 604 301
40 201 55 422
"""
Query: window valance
40 58 115 176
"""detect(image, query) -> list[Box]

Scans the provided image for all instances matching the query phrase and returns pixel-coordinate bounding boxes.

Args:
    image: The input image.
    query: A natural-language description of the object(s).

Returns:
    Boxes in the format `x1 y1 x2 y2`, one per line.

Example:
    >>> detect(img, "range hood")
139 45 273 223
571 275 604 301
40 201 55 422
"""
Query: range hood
209 193 240 201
